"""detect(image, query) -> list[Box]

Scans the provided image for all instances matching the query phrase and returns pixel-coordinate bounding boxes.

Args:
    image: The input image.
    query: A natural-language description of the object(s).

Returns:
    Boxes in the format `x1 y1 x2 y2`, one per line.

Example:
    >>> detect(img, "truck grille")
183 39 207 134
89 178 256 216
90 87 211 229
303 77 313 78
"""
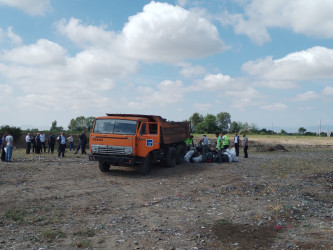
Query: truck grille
91 145 132 156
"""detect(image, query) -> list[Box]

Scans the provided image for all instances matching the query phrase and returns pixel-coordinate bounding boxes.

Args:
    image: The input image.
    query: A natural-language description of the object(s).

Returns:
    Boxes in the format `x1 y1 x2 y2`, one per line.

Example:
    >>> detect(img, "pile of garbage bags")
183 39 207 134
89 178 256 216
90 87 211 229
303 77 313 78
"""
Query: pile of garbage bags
184 147 239 163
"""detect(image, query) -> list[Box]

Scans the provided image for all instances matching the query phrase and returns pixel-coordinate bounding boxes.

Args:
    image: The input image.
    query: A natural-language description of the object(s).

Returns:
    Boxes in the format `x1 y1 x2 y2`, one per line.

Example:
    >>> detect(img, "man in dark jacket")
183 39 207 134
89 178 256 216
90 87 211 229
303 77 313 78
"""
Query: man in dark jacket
79 130 87 154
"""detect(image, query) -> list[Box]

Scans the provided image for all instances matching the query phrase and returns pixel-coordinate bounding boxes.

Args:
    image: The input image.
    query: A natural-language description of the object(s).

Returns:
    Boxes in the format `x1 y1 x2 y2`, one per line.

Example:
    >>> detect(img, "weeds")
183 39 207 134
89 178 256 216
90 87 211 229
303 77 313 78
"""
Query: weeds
41 229 66 242
3 210 27 223
74 229 96 237
76 240 92 248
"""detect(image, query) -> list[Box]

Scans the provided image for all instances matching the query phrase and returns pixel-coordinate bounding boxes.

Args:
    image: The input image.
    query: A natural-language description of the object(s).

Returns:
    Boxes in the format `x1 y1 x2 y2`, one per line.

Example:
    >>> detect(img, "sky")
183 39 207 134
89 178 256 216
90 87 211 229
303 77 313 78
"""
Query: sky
0 0 333 132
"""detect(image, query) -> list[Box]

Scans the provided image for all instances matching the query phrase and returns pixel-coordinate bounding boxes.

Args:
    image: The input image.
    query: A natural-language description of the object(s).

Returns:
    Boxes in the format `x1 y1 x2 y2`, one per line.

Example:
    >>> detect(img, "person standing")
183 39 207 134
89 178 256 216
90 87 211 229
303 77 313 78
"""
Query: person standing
242 133 249 158
40 131 46 153
57 132 66 157
31 134 36 153
185 135 194 151
221 132 230 150
1 133 6 161
25 133 32 154
48 133 56 153
35 133 41 154
79 130 87 154
67 135 75 151
215 132 222 163
200 135 209 162
234 133 240 156
5 132 14 162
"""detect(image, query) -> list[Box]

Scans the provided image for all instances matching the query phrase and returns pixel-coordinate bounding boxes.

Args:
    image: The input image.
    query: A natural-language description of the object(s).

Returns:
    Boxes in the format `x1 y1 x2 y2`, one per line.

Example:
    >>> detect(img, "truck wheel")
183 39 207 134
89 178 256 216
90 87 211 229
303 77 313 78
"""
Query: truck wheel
139 154 152 175
176 145 186 164
99 161 110 172
167 147 177 168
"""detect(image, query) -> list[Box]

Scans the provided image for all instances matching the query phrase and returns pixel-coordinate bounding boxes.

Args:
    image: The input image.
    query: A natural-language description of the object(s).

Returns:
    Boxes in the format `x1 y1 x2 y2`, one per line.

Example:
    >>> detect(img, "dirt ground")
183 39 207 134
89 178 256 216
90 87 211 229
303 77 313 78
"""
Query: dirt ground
0 138 332 249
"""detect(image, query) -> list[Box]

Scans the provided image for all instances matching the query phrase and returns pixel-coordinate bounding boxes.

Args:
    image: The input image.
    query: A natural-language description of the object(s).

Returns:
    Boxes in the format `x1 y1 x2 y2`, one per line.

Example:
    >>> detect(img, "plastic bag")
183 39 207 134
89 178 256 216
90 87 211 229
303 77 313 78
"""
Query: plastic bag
184 150 194 163
223 152 232 162
192 155 202 163
230 147 239 162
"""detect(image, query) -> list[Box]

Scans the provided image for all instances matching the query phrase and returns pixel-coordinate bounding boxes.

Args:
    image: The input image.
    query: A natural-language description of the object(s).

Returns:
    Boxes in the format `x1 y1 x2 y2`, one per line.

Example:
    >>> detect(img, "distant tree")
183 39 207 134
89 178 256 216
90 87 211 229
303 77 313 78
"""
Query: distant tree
204 114 219 133
280 129 287 135
249 123 259 134
189 112 204 132
50 120 63 132
68 116 95 131
298 127 306 134
239 122 249 134
216 112 231 131
229 121 241 133
194 114 218 134
195 122 205 134
0 125 22 142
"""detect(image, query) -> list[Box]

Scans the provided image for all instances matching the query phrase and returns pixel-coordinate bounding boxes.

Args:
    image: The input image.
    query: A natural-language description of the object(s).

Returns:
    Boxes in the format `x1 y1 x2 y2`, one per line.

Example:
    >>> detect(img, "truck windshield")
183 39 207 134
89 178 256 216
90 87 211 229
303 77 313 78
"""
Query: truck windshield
93 119 137 135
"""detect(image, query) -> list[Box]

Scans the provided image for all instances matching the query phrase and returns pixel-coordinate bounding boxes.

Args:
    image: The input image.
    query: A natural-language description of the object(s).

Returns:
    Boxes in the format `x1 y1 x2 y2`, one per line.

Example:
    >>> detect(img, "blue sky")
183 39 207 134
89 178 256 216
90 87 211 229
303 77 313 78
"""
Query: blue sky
0 0 333 132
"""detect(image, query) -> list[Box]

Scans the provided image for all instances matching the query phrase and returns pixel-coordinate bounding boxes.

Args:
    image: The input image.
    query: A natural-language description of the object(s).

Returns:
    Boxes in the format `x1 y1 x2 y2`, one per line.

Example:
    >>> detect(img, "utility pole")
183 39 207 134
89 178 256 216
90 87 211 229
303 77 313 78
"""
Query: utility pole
318 119 321 137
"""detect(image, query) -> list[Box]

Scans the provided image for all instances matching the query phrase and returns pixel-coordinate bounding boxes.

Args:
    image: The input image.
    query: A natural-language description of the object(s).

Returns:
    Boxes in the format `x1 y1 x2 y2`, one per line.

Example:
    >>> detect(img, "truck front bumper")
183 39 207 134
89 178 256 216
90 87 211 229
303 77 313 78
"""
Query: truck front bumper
89 154 140 165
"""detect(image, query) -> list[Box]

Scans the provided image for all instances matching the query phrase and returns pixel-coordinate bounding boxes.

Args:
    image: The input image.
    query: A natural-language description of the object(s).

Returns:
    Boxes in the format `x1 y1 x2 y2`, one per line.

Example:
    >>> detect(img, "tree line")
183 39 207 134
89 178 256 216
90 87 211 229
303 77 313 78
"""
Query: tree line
0 114 329 142
188 112 259 134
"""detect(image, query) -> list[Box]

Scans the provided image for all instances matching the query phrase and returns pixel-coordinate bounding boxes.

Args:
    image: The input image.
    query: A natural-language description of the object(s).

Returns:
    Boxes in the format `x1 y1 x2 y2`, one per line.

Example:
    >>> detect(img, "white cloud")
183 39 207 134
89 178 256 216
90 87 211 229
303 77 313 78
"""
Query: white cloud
194 73 234 91
322 86 333 95
6 27 22 45
132 80 186 108
253 80 299 89
0 0 51 16
56 18 117 49
120 1 226 62
219 0 333 45
1 39 66 65
191 73 263 110
179 63 206 78
261 103 287 111
293 91 319 102
242 47 333 82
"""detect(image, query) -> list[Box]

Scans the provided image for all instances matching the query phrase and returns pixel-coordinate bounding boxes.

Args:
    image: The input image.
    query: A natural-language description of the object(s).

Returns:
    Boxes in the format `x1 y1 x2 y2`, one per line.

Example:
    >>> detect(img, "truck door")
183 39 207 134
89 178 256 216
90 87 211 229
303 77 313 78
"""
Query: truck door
136 122 160 158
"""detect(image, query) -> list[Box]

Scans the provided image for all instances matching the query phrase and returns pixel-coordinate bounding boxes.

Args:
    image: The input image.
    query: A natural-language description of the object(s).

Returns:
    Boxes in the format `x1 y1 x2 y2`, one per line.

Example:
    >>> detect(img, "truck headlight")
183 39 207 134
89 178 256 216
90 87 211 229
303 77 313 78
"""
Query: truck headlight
91 145 98 153
124 147 133 155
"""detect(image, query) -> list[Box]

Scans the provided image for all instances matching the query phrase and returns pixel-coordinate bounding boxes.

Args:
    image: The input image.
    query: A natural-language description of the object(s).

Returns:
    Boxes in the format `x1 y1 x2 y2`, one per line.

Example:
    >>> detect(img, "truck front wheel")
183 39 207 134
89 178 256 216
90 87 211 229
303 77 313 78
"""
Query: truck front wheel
99 161 110 172
139 154 152 175
167 147 177 168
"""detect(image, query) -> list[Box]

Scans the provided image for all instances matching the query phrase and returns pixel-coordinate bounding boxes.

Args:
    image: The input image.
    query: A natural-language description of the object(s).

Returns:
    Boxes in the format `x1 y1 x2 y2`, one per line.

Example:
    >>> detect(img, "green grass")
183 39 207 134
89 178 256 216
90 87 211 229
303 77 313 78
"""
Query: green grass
3 210 27 223
74 229 96 237
41 229 66 242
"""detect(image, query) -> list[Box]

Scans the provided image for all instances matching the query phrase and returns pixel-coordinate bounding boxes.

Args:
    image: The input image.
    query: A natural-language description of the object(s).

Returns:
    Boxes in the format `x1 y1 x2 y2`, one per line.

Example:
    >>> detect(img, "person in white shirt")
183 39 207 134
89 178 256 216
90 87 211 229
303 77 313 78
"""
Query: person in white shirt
5 132 14 162
234 133 240 157
67 135 75 151
40 131 46 153
25 133 31 154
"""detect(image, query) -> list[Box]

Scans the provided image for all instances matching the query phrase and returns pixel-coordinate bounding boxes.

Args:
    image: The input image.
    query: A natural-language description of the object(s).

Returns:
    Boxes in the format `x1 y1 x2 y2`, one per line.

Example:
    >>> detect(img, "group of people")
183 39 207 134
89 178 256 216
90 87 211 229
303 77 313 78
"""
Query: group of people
0 132 14 162
185 132 249 163
0 130 89 162
25 131 88 157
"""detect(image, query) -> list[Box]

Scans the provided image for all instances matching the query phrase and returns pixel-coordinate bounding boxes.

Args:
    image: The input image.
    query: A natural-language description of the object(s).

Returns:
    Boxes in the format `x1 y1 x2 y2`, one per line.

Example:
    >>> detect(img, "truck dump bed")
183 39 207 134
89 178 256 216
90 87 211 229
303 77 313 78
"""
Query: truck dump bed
106 113 190 144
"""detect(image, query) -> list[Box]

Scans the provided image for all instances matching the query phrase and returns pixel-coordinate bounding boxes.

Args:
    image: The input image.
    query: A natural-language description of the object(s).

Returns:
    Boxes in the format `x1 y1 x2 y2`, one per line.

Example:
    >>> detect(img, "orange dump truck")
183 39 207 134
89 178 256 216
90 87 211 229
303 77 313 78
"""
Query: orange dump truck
89 114 190 174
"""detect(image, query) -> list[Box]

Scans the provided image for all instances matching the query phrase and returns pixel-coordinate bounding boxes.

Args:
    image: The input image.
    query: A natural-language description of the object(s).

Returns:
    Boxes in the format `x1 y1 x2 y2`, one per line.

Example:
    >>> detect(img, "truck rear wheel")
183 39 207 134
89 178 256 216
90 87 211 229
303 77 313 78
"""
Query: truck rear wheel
139 154 152 175
167 147 177 168
176 144 186 164
99 161 110 172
